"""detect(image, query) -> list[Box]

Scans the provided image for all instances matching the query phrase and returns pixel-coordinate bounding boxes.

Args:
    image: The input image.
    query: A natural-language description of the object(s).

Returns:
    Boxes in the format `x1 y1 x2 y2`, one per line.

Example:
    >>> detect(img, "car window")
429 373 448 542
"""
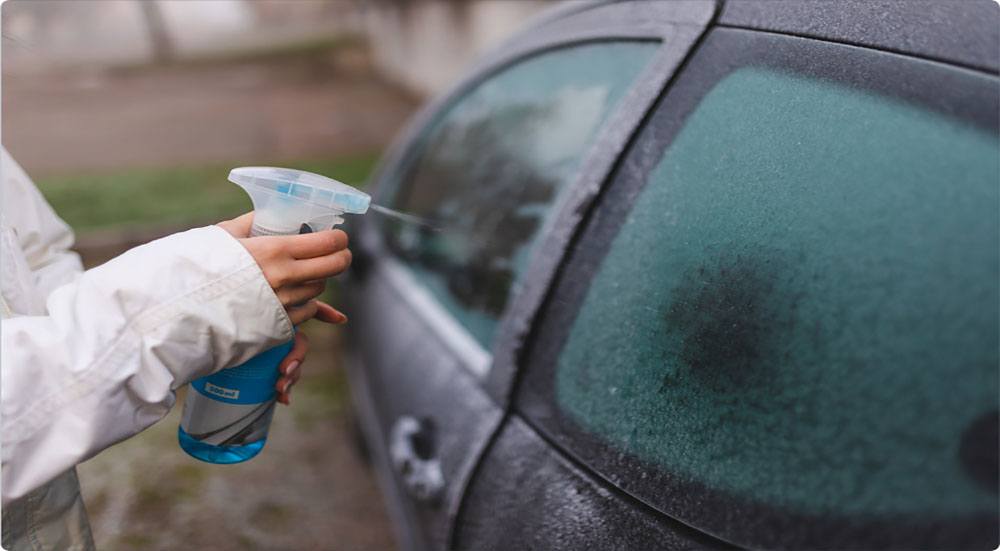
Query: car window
515 29 998 546
381 41 659 348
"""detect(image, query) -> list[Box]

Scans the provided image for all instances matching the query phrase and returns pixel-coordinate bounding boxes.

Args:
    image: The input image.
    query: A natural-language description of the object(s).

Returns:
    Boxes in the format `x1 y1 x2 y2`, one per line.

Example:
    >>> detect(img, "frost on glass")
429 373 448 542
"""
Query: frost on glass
385 42 658 347
556 67 999 517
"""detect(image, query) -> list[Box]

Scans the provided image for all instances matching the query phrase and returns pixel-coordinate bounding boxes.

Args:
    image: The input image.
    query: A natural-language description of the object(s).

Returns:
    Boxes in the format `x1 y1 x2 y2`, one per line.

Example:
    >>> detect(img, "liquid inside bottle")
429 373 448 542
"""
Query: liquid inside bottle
178 339 293 464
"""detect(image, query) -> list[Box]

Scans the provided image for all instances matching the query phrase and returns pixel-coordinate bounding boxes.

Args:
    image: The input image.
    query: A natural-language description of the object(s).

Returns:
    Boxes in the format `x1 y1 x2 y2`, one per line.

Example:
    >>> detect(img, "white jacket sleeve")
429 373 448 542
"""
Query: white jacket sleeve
1 149 84 297
1 225 294 504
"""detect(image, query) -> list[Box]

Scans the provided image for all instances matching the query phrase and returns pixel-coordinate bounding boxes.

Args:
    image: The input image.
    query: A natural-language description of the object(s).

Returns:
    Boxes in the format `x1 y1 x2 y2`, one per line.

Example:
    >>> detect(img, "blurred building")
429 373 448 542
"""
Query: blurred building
360 0 550 96
3 0 552 96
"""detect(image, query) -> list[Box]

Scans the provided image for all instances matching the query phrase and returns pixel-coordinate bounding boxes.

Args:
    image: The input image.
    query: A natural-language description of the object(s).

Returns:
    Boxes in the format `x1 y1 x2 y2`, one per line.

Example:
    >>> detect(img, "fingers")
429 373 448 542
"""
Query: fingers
276 331 308 406
314 300 348 324
276 364 302 405
285 300 348 326
286 301 319 325
283 229 348 259
283 249 352 284
274 280 326 308
279 331 308 376
218 212 254 238
274 302 348 407
241 230 352 288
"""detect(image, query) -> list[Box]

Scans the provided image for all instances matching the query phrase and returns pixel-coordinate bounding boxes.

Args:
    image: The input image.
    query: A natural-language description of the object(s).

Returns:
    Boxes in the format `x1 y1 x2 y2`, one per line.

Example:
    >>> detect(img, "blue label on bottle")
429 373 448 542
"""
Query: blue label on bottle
191 340 293 405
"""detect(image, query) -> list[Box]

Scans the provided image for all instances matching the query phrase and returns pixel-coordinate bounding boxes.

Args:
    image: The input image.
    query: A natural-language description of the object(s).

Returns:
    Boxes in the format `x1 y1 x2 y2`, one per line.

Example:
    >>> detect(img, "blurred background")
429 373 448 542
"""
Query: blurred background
2 0 549 549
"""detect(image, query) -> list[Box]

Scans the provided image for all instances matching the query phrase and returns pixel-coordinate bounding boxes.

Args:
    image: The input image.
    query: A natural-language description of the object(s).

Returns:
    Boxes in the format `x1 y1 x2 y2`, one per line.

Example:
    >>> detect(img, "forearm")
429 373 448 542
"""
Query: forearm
1 225 292 503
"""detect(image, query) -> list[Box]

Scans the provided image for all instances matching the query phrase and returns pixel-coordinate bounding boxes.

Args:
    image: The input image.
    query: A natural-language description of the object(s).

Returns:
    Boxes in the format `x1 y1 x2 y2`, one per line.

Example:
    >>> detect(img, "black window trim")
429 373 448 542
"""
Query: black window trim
483 0 718 401
365 1 717 212
358 0 719 384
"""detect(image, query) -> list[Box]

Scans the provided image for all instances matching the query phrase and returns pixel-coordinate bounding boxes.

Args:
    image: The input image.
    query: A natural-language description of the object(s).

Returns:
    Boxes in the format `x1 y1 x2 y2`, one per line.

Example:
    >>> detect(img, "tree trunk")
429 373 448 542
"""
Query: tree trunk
139 0 174 64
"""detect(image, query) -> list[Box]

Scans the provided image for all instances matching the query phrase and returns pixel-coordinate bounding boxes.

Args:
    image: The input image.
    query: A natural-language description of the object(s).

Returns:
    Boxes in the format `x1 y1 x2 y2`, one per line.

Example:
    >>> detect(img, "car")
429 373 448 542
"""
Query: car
341 1 999 549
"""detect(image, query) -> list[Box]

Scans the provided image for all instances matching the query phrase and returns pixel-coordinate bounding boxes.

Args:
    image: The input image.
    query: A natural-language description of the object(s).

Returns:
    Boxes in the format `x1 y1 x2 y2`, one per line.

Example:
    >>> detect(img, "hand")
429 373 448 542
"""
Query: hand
218 212 352 325
274 305 344 405
275 332 307 405
218 212 351 406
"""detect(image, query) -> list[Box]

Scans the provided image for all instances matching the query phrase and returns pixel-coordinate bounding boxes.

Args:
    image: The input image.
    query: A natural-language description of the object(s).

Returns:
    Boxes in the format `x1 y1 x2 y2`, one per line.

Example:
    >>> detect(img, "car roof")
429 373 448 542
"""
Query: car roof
718 0 1000 74
527 0 999 74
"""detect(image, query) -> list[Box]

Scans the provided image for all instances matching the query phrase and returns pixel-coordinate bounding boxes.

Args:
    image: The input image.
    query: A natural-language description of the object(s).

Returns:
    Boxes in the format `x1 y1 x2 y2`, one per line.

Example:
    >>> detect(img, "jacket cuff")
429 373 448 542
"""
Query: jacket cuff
75 224 294 385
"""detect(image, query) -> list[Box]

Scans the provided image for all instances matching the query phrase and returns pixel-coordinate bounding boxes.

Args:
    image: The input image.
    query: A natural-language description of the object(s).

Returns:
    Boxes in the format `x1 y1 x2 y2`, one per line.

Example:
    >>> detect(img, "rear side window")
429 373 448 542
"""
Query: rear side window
516 29 999 548
382 42 658 347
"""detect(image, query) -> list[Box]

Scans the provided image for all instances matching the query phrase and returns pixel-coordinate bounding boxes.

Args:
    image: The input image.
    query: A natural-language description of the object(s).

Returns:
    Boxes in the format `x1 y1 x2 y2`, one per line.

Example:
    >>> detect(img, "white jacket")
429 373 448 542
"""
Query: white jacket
1 148 293 504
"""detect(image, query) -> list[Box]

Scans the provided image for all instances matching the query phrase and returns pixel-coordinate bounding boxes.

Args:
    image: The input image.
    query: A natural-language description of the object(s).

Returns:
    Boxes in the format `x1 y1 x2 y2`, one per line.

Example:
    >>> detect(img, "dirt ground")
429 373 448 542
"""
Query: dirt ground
4 49 417 550
77 323 395 551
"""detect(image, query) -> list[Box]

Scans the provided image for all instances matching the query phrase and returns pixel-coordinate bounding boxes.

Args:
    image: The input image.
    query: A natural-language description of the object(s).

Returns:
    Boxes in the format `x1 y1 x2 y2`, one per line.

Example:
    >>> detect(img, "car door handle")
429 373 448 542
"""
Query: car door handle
389 415 444 504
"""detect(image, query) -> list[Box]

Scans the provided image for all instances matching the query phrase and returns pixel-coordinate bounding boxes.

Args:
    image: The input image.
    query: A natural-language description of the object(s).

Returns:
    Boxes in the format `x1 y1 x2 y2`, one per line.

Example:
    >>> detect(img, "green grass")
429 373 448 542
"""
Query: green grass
185 34 365 66
35 154 379 232
113 34 366 73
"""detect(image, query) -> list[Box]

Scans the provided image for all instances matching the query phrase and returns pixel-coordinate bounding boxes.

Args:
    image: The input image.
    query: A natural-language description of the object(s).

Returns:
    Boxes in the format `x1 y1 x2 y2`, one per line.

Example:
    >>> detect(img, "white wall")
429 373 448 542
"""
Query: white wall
362 0 551 97
2 0 155 69
3 0 551 92
1 0 349 72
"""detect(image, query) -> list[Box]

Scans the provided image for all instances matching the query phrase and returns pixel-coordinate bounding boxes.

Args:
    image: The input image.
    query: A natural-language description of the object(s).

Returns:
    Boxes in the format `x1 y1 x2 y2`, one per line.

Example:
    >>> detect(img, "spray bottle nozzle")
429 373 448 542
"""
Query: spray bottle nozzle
229 167 371 236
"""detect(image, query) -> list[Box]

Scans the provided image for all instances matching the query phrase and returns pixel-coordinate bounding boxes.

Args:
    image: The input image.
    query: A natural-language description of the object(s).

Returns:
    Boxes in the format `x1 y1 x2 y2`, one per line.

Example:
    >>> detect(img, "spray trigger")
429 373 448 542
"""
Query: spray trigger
228 167 371 236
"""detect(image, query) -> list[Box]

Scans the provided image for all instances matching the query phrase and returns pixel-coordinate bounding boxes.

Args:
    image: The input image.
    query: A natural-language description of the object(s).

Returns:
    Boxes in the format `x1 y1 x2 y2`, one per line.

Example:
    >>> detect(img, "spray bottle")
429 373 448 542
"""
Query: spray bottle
178 167 370 464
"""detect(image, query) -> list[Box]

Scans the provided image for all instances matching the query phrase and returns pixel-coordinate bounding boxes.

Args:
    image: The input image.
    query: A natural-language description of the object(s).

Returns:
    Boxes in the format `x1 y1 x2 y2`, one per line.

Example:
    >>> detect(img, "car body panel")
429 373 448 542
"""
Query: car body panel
452 415 734 550
347 258 502 549
343 2 717 549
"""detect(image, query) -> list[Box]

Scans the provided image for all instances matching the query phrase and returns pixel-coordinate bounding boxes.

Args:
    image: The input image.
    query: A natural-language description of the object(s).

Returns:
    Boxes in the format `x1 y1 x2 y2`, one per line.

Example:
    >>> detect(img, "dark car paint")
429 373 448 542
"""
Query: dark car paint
452 415 735 551
346 263 501 548
342 1 1000 549
718 0 1000 74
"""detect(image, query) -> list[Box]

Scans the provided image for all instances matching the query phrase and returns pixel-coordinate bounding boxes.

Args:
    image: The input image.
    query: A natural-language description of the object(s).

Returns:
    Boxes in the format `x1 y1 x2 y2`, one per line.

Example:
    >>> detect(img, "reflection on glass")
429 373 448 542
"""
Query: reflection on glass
385 42 659 346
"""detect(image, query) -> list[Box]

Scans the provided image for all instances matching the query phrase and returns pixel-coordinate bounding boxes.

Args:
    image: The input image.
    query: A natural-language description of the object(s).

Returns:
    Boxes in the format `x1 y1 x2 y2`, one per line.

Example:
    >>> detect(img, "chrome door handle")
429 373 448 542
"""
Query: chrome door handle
389 415 444 504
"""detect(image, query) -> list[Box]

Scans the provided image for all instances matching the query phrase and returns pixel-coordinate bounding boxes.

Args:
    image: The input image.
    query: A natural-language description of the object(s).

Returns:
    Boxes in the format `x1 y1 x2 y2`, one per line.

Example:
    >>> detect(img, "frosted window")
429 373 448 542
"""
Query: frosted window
385 42 658 347
556 67 999 516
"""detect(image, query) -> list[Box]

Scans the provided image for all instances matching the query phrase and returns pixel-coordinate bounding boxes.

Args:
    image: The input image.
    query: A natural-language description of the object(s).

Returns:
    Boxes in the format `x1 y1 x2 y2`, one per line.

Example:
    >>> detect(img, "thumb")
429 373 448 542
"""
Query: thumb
218 212 254 238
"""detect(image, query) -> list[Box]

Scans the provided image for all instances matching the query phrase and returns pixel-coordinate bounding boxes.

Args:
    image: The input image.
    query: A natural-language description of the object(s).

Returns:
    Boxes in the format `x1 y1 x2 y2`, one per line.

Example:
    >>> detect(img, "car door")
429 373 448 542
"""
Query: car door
342 2 715 549
457 8 999 551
